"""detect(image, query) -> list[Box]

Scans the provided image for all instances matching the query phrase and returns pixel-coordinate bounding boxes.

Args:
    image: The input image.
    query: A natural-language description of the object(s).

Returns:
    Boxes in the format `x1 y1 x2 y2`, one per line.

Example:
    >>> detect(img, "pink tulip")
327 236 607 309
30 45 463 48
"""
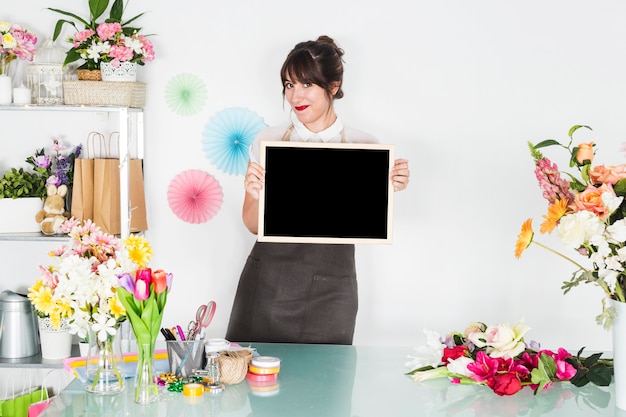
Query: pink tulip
134 268 152 301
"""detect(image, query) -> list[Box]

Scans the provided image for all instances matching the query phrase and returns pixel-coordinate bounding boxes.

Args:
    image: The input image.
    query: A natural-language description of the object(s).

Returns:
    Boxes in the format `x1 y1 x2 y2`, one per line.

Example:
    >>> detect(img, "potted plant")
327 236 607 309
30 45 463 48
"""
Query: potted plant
0 137 81 233
48 0 155 80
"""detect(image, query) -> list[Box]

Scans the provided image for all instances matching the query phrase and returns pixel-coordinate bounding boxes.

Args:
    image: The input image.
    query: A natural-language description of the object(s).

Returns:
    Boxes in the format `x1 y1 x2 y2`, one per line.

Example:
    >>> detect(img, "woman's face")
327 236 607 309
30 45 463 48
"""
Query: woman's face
284 77 337 133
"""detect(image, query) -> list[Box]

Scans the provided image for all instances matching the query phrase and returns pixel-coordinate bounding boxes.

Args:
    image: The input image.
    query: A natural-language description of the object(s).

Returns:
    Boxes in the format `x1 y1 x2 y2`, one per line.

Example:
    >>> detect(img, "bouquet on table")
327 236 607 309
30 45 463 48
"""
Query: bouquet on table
27 219 128 335
405 319 612 396
116 238 173 404
515 125 626 329
27 218 172 398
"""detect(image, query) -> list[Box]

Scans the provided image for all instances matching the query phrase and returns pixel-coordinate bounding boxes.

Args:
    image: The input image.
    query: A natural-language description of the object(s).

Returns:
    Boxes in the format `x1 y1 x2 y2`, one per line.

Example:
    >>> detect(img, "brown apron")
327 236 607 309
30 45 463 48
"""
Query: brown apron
225 126 357 345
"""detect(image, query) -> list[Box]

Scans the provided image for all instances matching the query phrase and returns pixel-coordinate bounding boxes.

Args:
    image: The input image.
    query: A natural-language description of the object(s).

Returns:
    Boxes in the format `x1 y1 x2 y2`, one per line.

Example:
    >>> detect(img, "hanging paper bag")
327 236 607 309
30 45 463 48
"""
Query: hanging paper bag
0 370 48 417
27 369 63 417
70 132 101 223
92 132 148 235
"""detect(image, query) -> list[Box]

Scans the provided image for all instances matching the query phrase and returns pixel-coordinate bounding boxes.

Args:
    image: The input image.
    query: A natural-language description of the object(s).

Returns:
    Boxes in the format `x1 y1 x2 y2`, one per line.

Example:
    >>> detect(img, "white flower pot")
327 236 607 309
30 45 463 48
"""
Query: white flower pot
0 197 43 233
38 317 72 360
100 62 137 82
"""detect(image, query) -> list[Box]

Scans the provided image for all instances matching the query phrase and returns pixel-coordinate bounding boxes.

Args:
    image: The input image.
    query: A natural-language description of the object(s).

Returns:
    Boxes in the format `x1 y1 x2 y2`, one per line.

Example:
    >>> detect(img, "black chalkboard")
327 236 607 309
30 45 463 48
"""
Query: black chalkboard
258 141 394 244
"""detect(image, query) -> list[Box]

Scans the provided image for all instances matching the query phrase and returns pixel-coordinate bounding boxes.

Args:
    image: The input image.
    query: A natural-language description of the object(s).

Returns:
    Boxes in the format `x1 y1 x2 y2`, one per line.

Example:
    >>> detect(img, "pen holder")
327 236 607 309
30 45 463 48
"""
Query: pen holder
166 340 205 378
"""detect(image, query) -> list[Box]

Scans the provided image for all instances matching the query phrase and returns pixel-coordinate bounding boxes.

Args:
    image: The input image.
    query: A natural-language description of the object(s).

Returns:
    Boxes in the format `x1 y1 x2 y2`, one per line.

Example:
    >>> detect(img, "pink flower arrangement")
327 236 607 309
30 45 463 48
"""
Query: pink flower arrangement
405 320 612 396
68 21 155 70
0 21 38 73
48 0 154 70
515 125 626 329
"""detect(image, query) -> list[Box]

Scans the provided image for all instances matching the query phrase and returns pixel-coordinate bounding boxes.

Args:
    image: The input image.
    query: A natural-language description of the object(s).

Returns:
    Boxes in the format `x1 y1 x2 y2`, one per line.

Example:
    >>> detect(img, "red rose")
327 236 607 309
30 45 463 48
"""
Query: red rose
442 346 469 363
490 372 522 396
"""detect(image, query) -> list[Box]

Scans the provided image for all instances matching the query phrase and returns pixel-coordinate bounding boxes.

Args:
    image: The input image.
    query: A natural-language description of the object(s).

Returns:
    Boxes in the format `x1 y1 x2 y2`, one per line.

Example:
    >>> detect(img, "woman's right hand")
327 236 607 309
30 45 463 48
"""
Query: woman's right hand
244 161 265 200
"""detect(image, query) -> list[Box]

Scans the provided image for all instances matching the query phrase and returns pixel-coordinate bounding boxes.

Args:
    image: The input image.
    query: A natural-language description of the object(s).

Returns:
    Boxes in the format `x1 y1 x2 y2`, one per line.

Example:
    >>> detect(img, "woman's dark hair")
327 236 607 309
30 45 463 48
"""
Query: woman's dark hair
280 35 345 100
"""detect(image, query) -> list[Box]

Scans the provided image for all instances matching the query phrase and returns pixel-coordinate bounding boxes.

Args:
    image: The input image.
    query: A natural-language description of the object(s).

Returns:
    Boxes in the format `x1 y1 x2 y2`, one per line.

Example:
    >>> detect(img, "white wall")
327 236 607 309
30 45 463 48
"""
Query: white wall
2 0 625 353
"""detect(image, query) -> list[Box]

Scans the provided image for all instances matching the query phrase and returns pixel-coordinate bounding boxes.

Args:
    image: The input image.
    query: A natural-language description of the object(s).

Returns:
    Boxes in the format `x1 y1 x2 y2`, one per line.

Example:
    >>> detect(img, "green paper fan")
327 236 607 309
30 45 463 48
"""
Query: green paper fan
164 73 207 116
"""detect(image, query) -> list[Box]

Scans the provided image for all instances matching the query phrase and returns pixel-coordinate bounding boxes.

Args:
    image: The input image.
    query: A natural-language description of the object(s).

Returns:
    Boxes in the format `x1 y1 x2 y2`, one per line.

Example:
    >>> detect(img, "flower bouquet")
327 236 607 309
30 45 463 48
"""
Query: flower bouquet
405 320 612 396
25 136 82 198
116 242 173 404
0 21 38 74
48 0 154 70
515 125 626 329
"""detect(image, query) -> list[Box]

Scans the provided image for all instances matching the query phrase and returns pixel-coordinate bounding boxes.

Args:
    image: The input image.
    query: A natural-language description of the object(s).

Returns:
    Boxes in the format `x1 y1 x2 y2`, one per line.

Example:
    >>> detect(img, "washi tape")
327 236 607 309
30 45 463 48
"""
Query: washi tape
251 356 281 368
246 371 278 382
249 365 280 375
183 382 204 397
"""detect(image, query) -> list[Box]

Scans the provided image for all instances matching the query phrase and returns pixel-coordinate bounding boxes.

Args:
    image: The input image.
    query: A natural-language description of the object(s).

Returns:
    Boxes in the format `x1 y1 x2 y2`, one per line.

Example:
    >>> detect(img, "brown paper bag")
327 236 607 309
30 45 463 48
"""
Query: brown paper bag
70 132 101 222
93 133 148 235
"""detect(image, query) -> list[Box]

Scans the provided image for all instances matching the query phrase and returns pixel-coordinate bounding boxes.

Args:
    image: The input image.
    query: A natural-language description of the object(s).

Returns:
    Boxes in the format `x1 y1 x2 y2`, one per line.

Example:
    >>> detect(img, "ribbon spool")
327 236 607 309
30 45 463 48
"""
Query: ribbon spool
183 383 204 397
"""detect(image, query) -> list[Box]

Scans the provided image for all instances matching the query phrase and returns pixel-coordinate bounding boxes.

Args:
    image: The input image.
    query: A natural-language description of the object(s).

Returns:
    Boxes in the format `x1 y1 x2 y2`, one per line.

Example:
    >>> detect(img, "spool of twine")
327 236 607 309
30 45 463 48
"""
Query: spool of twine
218 350 253 384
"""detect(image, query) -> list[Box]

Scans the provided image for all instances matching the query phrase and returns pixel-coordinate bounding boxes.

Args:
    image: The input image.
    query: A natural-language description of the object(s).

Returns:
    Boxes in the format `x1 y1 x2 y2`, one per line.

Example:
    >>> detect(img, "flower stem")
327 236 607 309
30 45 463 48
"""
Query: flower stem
533 241 589 272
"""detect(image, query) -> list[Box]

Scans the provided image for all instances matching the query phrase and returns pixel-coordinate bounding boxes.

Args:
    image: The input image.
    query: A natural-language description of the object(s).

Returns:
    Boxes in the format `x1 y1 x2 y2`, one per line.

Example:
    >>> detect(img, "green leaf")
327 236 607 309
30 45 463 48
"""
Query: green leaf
583 352 603 368
108 0 124 22
586 365 612 386
614 178 626 196
89 0 110 22
532 139 562 149
568 125 592 138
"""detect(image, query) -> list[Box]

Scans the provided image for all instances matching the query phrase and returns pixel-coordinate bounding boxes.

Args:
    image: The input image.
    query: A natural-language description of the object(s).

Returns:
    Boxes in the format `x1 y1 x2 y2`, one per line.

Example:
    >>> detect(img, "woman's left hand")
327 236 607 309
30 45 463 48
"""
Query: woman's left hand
391 159 410 192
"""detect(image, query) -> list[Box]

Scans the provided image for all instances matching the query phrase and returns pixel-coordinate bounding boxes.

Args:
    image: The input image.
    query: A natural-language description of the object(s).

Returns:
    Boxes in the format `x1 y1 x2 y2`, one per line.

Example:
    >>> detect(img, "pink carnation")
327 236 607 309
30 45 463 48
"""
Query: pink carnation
96 22 122 41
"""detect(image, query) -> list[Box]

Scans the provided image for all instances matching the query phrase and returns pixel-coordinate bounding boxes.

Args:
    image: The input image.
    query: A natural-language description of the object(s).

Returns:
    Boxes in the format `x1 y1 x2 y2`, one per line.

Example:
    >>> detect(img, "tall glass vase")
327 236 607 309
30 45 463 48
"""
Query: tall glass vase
611 299 626 410
85 324 124 395
134 341 159 404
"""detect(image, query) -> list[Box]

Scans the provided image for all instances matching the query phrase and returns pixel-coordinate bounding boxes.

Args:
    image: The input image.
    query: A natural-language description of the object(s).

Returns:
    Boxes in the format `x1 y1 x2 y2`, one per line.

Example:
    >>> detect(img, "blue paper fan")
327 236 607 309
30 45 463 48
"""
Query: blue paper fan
201 107 267 175
164 73 207 116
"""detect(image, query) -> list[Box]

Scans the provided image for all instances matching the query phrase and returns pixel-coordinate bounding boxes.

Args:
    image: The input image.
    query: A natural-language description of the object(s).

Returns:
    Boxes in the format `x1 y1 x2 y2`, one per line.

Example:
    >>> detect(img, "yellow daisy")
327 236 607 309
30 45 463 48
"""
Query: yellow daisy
109 295 126 318
124 235 152 268
515 219 534 259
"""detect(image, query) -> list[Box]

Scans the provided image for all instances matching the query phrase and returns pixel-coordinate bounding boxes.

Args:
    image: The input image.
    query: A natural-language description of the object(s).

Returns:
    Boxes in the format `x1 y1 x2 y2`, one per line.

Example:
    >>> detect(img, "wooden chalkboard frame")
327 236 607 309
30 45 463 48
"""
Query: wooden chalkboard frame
258 141 394 244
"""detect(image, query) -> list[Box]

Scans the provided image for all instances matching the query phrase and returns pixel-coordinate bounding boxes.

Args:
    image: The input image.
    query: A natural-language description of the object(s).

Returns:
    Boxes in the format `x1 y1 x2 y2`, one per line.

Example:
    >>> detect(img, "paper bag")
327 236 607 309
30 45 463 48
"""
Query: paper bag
1 388 48 417
70 132 100 223
92 133 147 234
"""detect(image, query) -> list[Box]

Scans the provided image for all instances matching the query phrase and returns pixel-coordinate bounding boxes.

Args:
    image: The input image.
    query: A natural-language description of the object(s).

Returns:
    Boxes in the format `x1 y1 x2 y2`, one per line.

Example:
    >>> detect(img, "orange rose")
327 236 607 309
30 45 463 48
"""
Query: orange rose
575 142 595 164
570 183 615 219
589 164 626 185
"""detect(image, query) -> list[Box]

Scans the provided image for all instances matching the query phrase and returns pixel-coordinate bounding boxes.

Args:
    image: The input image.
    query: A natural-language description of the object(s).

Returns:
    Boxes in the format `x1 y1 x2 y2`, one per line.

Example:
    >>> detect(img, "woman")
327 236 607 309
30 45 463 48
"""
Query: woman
225 35 410 345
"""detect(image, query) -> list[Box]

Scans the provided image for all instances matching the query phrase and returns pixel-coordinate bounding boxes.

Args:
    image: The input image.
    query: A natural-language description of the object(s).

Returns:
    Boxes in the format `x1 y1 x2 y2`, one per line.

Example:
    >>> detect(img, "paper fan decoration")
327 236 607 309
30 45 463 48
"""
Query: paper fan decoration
167 170 223 224
201 107 267 175
164 73 207 116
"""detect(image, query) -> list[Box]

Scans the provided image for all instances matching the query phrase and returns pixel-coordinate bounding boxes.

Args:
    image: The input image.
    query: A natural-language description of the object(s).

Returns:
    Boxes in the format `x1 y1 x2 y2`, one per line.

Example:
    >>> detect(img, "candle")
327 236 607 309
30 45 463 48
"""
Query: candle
0 75 11 105
13 84 31 105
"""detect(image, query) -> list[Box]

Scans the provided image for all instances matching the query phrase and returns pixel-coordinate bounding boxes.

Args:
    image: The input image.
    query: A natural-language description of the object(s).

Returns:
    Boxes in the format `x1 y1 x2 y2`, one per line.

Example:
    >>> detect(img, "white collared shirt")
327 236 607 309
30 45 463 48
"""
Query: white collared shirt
249 114 378 162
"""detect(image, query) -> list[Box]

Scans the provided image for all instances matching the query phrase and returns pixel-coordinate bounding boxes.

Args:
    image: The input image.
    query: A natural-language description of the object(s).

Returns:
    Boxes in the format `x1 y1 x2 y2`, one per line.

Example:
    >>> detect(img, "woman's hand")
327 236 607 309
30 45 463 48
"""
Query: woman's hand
244 161 265 200
391 159 410 192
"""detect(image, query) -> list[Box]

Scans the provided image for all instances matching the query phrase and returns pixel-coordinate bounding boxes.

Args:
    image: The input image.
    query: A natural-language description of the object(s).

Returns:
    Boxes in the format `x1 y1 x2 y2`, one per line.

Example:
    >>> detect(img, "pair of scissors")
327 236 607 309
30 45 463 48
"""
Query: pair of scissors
187 301 216 340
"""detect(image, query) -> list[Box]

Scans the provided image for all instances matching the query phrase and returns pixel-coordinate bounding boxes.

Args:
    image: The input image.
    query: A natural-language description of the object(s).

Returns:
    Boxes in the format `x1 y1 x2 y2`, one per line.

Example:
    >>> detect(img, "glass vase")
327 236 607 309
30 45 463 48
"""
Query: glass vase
85 324 124 395
134 341 159 404
0 53 11 76
0 53 12 104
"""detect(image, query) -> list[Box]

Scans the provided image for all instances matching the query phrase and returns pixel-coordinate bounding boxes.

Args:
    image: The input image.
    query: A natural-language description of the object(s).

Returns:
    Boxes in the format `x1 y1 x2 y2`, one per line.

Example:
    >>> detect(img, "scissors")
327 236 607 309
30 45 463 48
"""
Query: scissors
188 301 216 340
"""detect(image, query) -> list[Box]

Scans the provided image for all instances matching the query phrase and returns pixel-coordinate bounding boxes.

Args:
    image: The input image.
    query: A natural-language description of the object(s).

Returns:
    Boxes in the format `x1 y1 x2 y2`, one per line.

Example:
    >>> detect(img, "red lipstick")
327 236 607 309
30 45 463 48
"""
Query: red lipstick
295 105 308 111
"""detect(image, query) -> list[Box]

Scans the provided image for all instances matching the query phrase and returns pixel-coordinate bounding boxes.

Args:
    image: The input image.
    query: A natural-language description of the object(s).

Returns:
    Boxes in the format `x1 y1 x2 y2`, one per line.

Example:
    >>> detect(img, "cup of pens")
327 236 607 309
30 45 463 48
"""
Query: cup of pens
166 340 206 378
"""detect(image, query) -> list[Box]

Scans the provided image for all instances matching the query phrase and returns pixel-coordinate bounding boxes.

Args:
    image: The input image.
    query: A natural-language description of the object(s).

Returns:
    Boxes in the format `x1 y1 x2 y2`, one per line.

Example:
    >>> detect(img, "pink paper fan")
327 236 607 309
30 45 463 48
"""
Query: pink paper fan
167 170 223 224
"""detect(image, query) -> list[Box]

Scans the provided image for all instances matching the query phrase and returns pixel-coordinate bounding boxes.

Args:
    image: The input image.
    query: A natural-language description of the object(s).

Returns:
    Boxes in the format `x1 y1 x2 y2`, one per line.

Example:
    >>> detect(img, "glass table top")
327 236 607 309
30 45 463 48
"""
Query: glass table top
40 343 622 417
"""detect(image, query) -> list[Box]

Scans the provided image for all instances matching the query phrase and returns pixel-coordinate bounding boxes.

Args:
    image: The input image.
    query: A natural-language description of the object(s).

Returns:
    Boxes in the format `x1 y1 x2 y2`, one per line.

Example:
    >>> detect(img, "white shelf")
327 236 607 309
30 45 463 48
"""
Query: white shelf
0 105 144 240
